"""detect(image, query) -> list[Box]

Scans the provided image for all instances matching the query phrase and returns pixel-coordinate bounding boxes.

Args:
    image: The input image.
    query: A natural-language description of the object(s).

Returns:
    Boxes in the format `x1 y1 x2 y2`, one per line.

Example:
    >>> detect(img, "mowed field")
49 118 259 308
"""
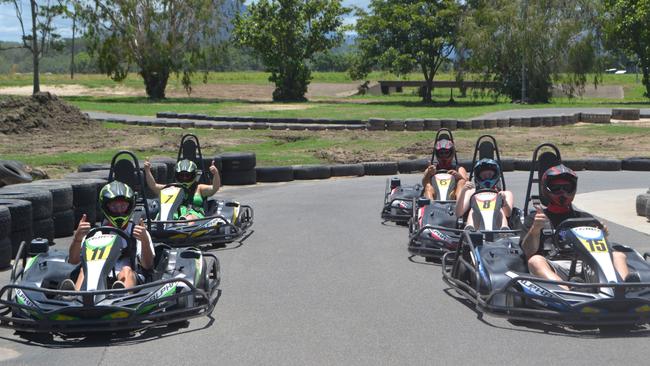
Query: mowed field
1 72 649 120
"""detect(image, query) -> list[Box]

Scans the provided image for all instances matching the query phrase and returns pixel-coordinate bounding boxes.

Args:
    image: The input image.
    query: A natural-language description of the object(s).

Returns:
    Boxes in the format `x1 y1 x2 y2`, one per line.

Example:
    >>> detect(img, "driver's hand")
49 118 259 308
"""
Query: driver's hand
463 181 475 191
424 165 436 178
143 158 151 172
132 218 150 245
209 160 218 175
73 214 90 240
602 223 609 237
448 169 459 179
531 205 549 233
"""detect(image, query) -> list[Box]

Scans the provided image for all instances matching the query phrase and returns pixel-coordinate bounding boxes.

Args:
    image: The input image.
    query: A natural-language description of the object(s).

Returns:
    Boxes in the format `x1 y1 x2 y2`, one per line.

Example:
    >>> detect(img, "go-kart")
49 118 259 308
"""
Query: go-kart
408 134 518 261
147 183 253 247
0 227 220 333
443 143 650 326
381 128 458 225
145 135 254 247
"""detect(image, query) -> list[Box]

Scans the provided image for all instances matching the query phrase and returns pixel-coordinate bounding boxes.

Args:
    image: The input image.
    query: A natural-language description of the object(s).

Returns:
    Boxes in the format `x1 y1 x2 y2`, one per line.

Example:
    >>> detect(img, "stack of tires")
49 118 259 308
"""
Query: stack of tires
0 206 11 268
0 198 31 257
21 182 75 238
0 186 53 247
220 152 257 185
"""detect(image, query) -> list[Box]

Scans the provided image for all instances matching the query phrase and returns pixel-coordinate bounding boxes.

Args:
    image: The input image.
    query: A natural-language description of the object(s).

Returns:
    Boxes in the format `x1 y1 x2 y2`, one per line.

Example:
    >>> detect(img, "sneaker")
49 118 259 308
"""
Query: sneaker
58 279 77 301
59 279 76 291
112 281 126 289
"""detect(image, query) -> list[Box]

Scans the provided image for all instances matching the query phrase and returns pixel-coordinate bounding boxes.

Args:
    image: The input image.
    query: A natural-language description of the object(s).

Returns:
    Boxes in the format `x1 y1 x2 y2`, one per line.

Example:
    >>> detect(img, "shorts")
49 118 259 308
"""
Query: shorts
173 206 205 220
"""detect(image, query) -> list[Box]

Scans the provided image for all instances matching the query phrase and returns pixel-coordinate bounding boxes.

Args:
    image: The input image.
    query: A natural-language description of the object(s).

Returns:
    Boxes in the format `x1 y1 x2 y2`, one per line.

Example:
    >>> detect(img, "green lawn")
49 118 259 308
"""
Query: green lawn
65 93 650 121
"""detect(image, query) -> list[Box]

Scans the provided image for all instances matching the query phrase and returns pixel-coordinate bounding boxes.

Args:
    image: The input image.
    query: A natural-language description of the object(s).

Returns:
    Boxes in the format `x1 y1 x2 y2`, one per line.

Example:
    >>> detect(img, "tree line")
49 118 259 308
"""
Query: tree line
1 0 648 103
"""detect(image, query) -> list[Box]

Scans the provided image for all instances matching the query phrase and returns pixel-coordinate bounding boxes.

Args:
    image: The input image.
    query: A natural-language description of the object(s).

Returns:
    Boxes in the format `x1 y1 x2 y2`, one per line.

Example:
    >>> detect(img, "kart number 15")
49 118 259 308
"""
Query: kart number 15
579 238 608 253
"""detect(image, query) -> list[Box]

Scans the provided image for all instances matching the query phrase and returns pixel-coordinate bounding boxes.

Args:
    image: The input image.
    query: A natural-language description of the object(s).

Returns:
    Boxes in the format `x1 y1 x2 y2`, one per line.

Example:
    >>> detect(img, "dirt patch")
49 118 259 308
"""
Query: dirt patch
0 93 96 134
0 84 143 97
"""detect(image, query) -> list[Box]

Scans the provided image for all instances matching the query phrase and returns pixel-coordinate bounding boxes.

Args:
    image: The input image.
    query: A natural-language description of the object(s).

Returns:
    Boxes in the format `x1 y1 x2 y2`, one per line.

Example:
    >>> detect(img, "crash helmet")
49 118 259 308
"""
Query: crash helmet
541 164 577 209
473 158 500 190
175 159 199 189
99 181 135 229
435 139 455 167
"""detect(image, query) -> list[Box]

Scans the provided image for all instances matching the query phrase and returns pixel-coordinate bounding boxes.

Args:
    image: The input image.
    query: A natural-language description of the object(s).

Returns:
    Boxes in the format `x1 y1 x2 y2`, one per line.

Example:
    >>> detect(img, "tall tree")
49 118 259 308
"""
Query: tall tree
604 0 650 98
461 0 602 103
351 0 461 103
234 0 349 101
79 0 234 99
1 0 67 94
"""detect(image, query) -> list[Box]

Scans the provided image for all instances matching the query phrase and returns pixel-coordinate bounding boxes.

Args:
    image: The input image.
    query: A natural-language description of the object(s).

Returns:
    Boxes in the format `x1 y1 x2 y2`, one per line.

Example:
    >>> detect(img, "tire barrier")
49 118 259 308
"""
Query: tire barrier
32 217 54 244
77 163 111 173
363 162 398 176
0 160 33 187
256 166 294 183
0 188 52 221
585 159 622 171
150 157 176 183
330 164 365 177
221 169 257 185
398 159 429 173
562 159 586 171
103 110 627 133
22 182 74 238
293 165 332 180
622 157 650 171
0 206 12 267
500 158 515 172
220 152 256 172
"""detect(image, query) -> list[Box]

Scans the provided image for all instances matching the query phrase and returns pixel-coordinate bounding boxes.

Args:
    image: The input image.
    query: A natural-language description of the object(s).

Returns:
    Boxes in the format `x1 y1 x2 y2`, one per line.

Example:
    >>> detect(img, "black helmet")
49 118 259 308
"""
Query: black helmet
541 164 577 208
99 181 135 229
473 158 500 190
175 159 199 189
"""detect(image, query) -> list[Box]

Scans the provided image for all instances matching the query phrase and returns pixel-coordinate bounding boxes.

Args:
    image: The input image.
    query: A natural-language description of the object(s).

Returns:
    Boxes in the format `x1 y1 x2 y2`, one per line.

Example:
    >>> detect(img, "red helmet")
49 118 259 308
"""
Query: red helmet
435 139 455 167
541 164 577 209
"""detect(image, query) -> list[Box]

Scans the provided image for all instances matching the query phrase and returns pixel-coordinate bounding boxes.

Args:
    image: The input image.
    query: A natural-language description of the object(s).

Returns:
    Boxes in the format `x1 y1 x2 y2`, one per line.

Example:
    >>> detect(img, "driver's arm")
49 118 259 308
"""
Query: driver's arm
455 184 474 217
143 160 164 195
521 208 548 258
133 221 154 270
69 214 90 264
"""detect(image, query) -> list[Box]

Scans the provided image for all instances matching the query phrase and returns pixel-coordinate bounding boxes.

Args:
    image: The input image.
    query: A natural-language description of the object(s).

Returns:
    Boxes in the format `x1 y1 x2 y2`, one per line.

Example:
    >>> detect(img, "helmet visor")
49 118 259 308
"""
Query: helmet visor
107 198 130 215
547 178 576 193
177 171 196 183
437 148 453 158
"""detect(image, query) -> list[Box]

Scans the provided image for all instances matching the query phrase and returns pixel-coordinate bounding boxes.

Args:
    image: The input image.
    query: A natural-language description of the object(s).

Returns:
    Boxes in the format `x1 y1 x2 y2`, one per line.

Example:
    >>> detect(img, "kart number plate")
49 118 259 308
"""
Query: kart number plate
572 227 608 253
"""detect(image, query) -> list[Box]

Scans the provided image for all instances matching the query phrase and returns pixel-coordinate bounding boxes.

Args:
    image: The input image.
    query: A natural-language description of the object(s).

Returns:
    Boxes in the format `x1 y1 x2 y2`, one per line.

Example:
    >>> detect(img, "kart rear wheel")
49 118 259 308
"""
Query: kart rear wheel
204 256 221 290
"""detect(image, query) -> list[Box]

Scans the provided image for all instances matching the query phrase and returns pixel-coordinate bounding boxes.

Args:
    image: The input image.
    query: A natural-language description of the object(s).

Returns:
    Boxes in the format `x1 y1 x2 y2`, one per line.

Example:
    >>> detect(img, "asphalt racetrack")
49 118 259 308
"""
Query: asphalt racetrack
1 171 650 366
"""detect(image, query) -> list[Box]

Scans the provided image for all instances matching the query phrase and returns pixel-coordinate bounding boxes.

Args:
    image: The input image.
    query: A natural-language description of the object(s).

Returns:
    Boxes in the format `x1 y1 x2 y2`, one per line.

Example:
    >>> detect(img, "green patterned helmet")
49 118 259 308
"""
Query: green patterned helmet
175 159 199 189
99 181 135 229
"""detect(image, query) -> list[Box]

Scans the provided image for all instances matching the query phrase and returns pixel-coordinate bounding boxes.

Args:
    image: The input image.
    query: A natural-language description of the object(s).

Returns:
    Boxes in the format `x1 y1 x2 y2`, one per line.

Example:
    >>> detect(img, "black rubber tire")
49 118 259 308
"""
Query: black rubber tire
74 204 97 227
500 158 515 172
77 163 111 173
398 159 428 174
0 237 11 269
636 194 650 216
221 169 257 185
292 165 331 180
330 164 365 177
0 198 32 231
0 189 52 220
622 157 650 171
86 170 111 180
362 162 398 176
0 160 33 186
150 157 177 183
24 182 73 211
38 179 97 209
10 227 32 257
256 166 294 182
220 152 256 171
585 159 621 171
514 160 533 171
0 206 11 241
63 172 105 181
52 209 75 238
150 162 168 185
563 159 586 171
33 217 54 243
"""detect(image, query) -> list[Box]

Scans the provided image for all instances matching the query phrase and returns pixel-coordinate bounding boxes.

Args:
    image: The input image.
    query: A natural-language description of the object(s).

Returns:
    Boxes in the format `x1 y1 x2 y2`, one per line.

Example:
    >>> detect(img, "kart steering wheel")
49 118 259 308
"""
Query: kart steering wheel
546 217 605 255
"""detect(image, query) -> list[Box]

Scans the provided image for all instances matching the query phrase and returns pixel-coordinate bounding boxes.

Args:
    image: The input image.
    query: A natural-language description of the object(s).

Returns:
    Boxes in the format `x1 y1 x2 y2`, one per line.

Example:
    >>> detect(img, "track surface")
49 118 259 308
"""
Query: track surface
1 171 650 366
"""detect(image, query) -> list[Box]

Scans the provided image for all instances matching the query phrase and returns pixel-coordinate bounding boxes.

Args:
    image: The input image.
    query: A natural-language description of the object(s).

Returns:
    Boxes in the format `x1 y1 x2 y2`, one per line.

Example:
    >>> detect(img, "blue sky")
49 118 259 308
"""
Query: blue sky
0 1 370 42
